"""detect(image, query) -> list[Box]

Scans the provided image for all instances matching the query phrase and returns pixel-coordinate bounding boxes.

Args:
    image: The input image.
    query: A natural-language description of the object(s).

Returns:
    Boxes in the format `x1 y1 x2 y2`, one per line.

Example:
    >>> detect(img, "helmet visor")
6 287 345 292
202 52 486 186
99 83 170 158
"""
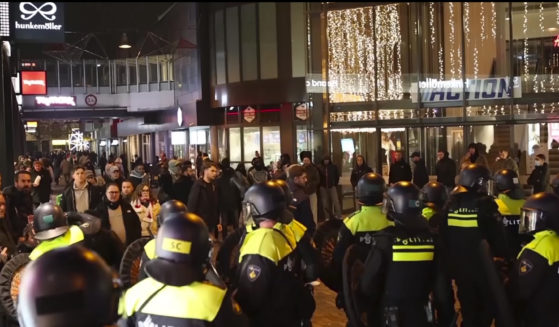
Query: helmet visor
519 208 541 234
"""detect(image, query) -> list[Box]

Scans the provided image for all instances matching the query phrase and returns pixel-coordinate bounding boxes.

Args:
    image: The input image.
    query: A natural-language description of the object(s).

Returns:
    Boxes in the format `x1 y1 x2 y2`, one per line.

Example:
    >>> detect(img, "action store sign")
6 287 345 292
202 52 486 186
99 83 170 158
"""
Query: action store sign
11 2 64 43
20 71 46 95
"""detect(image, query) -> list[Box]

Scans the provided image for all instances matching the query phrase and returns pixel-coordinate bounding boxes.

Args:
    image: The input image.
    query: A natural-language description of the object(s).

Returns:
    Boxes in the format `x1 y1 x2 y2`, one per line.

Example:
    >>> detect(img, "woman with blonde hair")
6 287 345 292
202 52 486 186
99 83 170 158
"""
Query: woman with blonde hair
130 183 160 237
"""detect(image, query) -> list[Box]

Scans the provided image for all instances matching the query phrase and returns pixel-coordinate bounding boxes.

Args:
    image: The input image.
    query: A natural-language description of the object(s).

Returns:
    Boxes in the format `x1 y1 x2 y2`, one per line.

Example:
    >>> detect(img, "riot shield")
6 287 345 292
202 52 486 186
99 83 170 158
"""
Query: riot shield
342 244 368 327
314 219 343 291
119 237 151 289
478 239 515 327
0 253 31 319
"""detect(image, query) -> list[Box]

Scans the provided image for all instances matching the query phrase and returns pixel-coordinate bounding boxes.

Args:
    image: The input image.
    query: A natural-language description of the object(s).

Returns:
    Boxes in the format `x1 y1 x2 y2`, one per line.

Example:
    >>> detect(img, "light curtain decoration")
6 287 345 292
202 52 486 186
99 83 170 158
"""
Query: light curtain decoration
327 4 403 103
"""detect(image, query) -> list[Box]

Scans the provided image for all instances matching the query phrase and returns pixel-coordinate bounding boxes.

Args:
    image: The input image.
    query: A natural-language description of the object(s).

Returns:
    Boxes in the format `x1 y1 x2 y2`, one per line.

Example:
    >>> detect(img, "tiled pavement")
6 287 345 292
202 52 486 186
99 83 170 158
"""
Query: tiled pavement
312 282 347 327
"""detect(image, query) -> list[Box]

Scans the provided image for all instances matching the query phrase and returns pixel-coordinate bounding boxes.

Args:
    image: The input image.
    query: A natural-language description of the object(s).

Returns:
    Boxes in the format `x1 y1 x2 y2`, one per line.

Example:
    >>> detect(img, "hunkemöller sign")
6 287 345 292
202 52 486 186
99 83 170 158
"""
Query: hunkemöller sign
11 2 64 43
411 77 522 103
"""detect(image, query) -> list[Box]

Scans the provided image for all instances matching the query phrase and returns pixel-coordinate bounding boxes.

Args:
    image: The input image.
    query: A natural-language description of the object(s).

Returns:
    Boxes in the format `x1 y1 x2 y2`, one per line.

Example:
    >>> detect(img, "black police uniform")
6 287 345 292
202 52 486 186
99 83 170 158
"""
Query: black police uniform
495 192 526 257
235 223 315 327
332 205 393 289
442 189 508 326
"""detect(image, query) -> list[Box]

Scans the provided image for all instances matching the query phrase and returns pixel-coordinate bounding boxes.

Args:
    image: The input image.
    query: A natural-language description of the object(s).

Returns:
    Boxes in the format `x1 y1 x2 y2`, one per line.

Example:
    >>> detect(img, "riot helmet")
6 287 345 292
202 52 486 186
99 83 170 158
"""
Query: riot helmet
492 169 519 193
243 181 290 223
145 212 211 286
458 164 491 194
33 203 68 241
383 181 427 230
18 246 119 327
157 199 187 227
356 173 385 205
421 181 448 209
519 192 559 234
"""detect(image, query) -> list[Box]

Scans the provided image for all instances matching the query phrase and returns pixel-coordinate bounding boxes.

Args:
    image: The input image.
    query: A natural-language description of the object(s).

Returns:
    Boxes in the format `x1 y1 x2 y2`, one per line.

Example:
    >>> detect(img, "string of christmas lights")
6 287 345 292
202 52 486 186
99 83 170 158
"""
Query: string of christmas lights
480 2 486 44
448 2 456 79
539 2 545 33
490 2 497 40
523 2 529 84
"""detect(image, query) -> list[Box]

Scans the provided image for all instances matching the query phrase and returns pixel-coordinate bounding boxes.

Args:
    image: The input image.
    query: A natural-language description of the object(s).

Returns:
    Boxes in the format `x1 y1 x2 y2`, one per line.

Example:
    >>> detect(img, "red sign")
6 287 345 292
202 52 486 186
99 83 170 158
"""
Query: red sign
21 71 47 95
243 106 256 123
295 103 308 120
85 94 97 107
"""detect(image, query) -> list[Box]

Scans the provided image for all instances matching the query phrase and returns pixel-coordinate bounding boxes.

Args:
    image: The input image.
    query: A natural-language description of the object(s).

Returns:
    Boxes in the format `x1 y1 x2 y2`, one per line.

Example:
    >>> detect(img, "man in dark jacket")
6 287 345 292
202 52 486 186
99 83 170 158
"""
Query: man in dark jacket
187 161 220 235
172 161 195 205
2 170 33 241
527 154 550 193
318 156 341 220
411 151 429 188
300 151 320 225
60 166 102 213
388 150 412 185
31 160 52 206
217 158 241 237
287 164 315 235
128 163 148 189
436 149 457 190
350 155 373 188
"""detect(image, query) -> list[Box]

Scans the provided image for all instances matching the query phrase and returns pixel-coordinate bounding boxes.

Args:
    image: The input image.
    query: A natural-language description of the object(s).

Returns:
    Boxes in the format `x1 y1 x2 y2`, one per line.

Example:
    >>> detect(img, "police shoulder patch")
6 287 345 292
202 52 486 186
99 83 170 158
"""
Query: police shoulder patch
247 264 261 282
519 259 533 275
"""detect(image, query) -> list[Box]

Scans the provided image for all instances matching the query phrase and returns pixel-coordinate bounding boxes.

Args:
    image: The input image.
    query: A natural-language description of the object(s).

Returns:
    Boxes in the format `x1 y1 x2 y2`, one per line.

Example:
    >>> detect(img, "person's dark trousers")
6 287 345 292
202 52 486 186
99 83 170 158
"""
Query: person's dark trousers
454 272 494 327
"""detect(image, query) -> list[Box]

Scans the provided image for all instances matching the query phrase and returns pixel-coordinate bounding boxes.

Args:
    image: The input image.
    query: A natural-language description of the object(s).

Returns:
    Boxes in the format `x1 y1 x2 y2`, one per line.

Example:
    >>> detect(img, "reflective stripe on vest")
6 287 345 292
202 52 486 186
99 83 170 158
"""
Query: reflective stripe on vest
343 206 393 235
29 225 85 261
518 230 559 265
392 244 435 262
495 194 525 216
239 226 296 264
144 239 156 260
121 278 226 321
448 213 478 228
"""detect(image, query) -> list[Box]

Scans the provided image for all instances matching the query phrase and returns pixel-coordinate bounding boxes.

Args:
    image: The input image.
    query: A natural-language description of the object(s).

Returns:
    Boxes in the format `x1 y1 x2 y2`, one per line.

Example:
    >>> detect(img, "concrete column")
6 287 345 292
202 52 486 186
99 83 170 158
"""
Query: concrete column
210 126 219 161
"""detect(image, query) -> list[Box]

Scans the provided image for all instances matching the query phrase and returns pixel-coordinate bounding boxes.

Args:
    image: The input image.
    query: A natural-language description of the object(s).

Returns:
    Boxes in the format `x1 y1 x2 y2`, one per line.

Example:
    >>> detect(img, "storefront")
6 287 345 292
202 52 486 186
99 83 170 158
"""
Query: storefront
321 2 559 183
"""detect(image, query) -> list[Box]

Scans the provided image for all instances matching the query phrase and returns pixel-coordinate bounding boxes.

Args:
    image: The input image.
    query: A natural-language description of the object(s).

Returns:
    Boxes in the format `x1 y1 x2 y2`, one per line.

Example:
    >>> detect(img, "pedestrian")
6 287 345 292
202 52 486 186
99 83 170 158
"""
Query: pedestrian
187 161 220 236
172 161 195 205
350 155 372 188
318 155 342 220
2 170 33 241
436 149 457 191
30 160 52 206
527 154 550 193
300 151 320 225
217 158 241 237
388 150 412 185
60 165 102 213
129 163 148 189
287 164 315 235
492 148 519 176
410 151 429 188
0 192 16 265
460 142 489 171
60 153 73 186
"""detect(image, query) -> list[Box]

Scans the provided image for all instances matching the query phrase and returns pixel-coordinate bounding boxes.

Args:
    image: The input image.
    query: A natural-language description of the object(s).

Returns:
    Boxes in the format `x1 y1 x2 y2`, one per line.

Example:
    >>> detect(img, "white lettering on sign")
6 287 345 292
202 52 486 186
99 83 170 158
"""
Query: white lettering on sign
23 79 45 86
35 96 76 107
411 77 522 103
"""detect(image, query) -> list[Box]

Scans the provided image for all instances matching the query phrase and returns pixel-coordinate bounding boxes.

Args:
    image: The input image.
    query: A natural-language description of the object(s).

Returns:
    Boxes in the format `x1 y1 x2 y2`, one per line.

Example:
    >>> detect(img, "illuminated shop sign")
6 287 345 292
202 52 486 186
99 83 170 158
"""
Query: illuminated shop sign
20 70 46 95
11 2 64 43
35 95 76 107
411 77 522 103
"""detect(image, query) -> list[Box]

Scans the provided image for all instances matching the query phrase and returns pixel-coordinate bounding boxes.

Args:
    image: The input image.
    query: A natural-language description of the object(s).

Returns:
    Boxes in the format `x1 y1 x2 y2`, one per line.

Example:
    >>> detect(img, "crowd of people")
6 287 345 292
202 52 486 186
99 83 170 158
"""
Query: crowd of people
2 146 559 327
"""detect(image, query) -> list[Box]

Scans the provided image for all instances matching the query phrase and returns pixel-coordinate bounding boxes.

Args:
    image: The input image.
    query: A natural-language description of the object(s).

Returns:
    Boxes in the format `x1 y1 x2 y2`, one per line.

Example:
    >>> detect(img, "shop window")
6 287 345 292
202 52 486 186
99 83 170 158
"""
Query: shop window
59 62 70 87
98 60 110 86
226 6 240 83
243 127 261 162
229 127 242 162
71 61 83 87
138 58 147 84
128 59 137 85
241 3 258 81
84 60 96 87
262 126 281 167
46 60 58 88
296 125 312 158
115 60 127 86
149 56 158 83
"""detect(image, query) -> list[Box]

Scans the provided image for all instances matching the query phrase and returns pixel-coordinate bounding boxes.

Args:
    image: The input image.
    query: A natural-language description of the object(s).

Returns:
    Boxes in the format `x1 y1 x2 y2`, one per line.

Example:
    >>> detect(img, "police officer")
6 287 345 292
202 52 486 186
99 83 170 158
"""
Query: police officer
420 181 455 326
29 203 100 261
119 212 243 326
510 192 559 326
234 181 315 327
332 173 392 293
493 169 527 257
442 164 509 327
360 181 435 327
18 246 120 327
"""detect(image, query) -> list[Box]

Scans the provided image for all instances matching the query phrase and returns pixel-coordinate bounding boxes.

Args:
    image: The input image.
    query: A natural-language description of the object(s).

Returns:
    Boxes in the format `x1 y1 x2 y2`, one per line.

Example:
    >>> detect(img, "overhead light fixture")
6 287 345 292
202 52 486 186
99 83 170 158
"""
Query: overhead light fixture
118 32 131 49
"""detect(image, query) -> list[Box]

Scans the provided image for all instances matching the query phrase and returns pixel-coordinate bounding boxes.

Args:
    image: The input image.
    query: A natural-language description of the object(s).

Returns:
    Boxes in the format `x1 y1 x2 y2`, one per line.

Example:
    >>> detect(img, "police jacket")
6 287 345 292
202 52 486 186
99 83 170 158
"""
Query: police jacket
442 190 509 271
332 206 393 288
60 182 103 213
360 225 435 325
495 193 526 257
119 278 241 327
28 225 84 260
511 230 559 327
235 224 315 327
